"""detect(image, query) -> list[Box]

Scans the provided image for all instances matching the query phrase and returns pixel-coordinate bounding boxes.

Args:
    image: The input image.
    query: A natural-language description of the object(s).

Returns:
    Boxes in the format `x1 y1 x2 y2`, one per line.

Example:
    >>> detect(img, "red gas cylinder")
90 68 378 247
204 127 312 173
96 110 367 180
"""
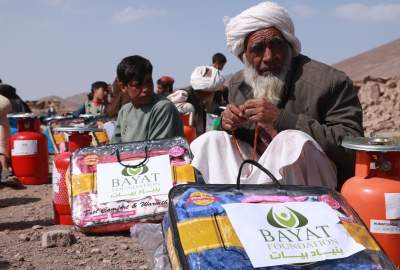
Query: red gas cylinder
10 114 49 185
181 113 197 143
341 137 400 267
52 126 102 225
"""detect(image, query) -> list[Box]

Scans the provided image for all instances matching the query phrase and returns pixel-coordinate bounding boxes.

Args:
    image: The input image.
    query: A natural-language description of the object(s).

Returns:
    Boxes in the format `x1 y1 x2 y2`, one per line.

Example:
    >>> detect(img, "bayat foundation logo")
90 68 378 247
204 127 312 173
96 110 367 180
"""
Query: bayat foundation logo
267 206 308 229
111 163 161 193
122 165 149 176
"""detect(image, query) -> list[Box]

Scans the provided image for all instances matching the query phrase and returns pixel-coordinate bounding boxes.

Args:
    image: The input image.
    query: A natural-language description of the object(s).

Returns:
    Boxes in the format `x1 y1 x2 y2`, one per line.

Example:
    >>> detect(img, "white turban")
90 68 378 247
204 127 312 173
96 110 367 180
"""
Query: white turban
190 66 225 91
224 1 301 57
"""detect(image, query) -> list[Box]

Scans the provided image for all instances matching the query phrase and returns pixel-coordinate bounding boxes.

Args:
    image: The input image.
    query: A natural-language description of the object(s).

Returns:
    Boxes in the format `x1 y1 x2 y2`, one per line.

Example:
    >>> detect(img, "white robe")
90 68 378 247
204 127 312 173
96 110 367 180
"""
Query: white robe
190 130 337 189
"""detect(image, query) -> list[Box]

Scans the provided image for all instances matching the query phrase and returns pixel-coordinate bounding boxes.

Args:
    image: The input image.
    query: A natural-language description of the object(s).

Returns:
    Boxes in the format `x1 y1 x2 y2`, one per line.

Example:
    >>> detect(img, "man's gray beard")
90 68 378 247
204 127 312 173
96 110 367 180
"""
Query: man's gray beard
243 51 292 105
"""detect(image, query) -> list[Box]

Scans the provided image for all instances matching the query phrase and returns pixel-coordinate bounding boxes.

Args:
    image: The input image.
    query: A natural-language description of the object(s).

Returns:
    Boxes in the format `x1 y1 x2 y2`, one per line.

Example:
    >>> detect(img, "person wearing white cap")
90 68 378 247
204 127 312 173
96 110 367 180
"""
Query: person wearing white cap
174 65 225 136
190 1 363 189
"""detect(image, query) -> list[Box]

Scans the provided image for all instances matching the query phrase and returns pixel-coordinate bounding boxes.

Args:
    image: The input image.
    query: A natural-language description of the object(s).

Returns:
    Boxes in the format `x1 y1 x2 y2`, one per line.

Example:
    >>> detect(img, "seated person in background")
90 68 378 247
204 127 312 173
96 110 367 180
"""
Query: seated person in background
190 1 363 189
111 55 183 143
0 95 11 178
0 83 31 113
156 76 175 97
74 81 109 117
166 90 195 114
176 65 225 135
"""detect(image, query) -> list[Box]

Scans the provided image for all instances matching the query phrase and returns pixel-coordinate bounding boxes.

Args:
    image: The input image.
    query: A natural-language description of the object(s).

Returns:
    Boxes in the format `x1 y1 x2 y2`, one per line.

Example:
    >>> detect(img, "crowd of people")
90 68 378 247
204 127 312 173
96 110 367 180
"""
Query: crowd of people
0 1 363 190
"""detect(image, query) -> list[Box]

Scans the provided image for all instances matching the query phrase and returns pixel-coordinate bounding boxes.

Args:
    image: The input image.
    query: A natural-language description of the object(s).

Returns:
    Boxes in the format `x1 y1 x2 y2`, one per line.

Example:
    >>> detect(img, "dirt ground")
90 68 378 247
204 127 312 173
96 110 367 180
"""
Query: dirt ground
0 178 148 270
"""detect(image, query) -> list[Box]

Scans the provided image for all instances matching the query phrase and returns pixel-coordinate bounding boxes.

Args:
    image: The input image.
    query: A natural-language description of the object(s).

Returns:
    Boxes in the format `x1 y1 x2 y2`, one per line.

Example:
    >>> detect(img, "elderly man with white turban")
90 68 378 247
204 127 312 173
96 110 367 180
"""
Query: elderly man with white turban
190 1 363 189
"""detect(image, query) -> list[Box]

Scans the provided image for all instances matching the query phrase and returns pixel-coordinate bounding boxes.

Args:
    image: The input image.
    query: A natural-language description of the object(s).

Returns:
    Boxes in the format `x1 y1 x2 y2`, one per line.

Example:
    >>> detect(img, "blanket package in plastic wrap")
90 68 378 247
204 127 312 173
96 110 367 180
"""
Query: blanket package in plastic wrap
69 136 196 233
163 160 397 270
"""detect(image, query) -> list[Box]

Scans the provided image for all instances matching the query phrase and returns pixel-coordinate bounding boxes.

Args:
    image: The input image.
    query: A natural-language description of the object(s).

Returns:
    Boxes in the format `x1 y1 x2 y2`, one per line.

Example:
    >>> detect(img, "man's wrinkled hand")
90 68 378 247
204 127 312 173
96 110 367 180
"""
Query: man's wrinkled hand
221 104 248 131
243 98 281 129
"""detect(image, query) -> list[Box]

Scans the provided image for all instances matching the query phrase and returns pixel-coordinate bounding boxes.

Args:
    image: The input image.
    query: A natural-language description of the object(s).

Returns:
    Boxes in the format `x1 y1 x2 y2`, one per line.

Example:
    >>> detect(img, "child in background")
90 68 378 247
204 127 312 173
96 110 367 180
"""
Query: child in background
74 81 109 117
156 76 175 97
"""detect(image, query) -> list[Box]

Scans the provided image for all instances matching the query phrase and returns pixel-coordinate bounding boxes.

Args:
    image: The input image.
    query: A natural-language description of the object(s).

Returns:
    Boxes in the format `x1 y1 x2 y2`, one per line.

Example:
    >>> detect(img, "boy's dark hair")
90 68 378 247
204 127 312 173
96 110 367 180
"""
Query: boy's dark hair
212 53 227 64
117 55 153 86
88 81 108 100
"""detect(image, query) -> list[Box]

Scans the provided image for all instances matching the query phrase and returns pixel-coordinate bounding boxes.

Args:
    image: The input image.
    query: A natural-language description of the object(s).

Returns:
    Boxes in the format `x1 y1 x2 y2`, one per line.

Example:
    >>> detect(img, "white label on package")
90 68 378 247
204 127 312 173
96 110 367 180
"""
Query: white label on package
52 162 60 193
223 202 365 268
96 154 173 204
370 219 400 234
384 193 400 219
12 140 38 156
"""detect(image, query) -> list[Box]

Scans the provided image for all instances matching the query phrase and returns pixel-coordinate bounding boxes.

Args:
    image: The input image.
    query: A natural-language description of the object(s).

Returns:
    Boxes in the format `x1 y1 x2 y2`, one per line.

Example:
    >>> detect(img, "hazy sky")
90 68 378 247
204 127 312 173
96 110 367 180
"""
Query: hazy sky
1 0 399 100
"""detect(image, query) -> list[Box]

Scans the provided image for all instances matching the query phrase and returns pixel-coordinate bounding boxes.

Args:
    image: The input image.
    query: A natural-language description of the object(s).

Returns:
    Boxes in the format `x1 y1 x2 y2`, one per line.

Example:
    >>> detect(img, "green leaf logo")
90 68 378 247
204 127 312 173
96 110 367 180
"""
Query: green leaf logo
122 165 149 176
267 206 308 228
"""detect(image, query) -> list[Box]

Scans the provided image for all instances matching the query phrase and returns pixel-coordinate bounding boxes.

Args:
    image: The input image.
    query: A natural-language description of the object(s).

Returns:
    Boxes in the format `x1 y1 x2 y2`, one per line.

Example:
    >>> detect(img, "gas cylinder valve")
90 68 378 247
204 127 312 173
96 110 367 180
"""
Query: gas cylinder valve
378 154 392 171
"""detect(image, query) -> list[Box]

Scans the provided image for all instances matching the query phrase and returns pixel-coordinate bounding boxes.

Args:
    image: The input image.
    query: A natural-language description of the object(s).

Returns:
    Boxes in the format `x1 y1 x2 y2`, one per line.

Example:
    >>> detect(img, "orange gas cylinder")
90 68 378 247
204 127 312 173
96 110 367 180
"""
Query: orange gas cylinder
181 113 197 143
10 114 49 185
53 151 72 224
52 126 102 225
341 137 400 267
183 126 196 144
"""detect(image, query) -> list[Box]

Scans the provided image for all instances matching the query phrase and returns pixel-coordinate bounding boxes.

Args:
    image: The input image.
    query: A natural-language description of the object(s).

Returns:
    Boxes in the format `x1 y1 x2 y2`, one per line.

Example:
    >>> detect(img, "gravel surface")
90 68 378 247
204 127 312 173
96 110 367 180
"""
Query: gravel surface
0 178 148 270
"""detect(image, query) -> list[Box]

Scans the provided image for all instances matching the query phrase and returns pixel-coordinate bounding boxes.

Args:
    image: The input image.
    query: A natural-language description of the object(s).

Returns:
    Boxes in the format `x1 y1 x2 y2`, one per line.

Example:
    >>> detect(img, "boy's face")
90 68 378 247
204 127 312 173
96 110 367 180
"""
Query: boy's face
156 83 170 95
213 61 226 71
121 73 154 106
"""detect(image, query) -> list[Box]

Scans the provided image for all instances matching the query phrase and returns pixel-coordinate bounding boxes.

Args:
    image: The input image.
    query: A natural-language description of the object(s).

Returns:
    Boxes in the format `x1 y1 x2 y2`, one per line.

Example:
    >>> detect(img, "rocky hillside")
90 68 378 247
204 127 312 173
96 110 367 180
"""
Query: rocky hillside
26 93 86 114
335 39 400 81
333 38 400 136
356 76 400 136
63 93 87 110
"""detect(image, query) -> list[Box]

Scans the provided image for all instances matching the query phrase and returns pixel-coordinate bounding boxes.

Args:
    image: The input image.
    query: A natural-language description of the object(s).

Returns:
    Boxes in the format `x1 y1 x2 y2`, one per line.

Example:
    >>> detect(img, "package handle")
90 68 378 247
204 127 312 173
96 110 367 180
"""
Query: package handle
213 213 249 261
115 146 149 168
236 159 281 189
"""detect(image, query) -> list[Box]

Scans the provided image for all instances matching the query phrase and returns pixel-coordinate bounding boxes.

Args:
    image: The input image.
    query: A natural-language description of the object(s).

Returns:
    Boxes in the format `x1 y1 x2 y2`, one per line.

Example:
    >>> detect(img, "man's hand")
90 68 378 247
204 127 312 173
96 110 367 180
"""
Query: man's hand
243 98 281 130
221 104 248 131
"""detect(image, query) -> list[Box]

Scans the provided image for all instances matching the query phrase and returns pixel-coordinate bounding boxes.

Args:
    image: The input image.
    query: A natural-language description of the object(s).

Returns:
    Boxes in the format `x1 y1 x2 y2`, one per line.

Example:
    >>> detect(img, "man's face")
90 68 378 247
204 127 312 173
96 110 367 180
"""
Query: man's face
244 27 290 76
195 90 214 112
121 73 154 106
195 90 213 100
